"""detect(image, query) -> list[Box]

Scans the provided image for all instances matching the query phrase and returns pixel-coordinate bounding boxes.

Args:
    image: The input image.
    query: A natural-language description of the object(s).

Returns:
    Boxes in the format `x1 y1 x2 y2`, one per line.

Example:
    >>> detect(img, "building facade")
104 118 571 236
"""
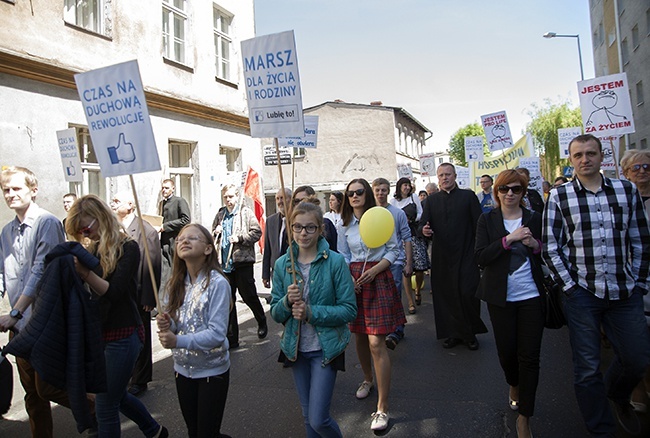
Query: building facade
262 100 431 213
590 0 649 150
0 0 260 225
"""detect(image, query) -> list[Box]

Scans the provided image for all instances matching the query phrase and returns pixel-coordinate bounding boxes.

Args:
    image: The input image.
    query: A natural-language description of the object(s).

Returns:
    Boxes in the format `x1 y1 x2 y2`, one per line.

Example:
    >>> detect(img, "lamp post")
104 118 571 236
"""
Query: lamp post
543 32 584 81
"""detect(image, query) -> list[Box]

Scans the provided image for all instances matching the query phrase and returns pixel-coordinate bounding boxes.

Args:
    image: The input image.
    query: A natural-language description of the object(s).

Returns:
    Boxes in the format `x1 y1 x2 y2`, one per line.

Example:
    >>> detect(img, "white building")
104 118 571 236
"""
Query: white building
0 0 260 226
262 100 432 212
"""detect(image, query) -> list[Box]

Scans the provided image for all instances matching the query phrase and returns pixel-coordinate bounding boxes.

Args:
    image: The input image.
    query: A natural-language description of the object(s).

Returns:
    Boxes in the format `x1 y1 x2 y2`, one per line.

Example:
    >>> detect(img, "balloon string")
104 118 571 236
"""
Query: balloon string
360 248 369 276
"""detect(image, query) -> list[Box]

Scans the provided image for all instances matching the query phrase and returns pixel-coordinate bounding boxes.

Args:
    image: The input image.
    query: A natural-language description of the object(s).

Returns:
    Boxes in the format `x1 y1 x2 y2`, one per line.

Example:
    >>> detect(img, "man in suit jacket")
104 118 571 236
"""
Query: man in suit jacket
262 188 292 289
157 179 190 285
112 191 162 397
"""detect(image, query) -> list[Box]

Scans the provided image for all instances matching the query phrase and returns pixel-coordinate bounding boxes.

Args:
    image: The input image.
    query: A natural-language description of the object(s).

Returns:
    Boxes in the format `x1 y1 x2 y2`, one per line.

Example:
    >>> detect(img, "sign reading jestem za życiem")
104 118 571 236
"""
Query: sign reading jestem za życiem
242 30 304 138
74 60 160 177
578 72 635 137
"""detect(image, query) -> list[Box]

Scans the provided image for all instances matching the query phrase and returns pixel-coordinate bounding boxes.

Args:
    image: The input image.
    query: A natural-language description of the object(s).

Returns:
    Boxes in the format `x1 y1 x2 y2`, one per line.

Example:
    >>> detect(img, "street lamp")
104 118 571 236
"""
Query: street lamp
543 32 584 81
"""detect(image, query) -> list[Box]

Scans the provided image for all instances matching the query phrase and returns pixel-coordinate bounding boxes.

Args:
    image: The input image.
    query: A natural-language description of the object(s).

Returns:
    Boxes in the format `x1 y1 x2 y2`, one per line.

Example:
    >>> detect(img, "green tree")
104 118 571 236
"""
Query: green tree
448 123 486 167
525 99 582 181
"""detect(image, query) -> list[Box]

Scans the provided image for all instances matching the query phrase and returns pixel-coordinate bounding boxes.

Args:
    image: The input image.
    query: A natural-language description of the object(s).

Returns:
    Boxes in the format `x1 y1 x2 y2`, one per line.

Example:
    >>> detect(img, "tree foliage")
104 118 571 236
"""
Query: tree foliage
525 99 582 181
448 123 486 167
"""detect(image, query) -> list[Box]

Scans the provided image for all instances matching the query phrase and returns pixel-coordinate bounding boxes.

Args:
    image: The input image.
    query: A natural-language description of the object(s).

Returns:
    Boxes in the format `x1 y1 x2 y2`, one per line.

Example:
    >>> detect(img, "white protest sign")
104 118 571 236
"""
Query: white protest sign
397 163 413 180
455 166 470 189
578 73 635 137
558 127 582 159
481 111 514 152
241 30 304 138
74 60 160 177
519 157 542 193
464 136 484 162
278 115 318 148
419 152 436 177
599 136 620 171
56 128 83 182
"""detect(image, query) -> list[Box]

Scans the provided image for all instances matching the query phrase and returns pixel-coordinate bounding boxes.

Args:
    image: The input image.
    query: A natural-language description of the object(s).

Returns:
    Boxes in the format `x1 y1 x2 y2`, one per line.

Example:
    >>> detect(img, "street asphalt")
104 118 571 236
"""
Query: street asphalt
1 263 649 437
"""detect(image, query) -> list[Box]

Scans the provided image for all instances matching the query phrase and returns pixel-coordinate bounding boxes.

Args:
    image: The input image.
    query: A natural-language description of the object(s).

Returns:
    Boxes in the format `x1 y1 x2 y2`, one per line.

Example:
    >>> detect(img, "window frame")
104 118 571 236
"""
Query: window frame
68 125 109 200
63 0 107 35
168 139 196 210
162 0 188 64
213 6 234 82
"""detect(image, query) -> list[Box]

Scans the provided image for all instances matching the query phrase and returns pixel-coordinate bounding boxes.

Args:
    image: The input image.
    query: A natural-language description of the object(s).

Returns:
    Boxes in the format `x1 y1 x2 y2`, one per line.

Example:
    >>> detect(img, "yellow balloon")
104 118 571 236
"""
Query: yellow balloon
411 276 418 290
359 206 395 249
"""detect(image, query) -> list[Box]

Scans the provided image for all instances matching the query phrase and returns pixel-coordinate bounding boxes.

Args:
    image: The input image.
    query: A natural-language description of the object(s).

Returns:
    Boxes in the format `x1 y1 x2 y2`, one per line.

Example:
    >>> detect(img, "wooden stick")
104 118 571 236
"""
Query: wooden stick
275 138 296 284
129 175 161 310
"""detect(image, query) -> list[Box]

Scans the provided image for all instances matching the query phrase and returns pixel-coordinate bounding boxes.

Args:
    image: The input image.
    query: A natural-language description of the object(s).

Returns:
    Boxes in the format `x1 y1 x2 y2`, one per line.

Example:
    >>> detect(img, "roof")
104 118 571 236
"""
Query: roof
304 100 431 134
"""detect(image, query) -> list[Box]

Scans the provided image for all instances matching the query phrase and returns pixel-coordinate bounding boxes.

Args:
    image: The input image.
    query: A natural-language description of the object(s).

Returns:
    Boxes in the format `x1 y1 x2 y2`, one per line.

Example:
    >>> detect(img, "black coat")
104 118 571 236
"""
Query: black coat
475 207 545 307
4 242 106 433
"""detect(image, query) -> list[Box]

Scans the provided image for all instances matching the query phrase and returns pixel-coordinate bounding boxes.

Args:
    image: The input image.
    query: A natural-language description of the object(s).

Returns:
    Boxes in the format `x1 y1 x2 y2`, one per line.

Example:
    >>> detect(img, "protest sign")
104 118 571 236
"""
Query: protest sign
263 144 291 166
558 127 582 159
519 157 543 193
470 134 534 191
578 73 635 137
599 136 620 172
419 152 436 177
481 111 514 152
241 30 304 138
74 60 160 177
56 128 83 182
278 115 318 148
464 136 484 162
456 166 470 189
397 163 413 180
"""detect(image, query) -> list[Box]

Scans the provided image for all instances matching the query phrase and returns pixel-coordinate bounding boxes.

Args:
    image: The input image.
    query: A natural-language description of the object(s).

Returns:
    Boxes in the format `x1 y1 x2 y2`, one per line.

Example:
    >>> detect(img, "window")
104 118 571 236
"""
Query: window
213 7 233 81
219 146 242 172
169 140 195 208
621 38 629 65
293 147 306 158
647 9 650 36
69 125 108 200
162 0 187 64
641 139 648 150
637 81 644 106
632 25 639 50
64 0 106 35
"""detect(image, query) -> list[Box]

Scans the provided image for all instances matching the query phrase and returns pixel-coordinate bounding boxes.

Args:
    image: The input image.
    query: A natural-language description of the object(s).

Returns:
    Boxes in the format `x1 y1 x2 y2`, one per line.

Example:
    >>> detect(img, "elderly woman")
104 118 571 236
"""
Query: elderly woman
621 149 650 413
475 170 545 438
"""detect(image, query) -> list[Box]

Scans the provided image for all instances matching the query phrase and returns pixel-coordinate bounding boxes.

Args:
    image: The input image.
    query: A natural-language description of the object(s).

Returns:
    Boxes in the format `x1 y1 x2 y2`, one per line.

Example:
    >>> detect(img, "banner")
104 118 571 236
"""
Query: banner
241 30 304 138
74 60 160 177
470 134 534 192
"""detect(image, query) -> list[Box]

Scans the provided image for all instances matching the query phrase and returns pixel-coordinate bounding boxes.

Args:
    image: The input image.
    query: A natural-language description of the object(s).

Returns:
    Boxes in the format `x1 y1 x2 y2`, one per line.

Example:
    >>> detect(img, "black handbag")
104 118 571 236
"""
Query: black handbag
541 266 566 329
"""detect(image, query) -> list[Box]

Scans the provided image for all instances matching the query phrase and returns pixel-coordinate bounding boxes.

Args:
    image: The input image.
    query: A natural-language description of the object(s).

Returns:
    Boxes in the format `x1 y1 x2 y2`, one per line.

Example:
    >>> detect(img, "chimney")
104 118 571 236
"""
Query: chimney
370 101 383 106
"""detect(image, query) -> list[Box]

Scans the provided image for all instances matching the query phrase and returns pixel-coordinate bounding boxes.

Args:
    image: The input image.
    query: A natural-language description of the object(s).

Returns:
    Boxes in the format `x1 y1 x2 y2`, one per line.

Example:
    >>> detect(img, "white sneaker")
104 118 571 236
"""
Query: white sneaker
355 381 373 399
370 411 389 431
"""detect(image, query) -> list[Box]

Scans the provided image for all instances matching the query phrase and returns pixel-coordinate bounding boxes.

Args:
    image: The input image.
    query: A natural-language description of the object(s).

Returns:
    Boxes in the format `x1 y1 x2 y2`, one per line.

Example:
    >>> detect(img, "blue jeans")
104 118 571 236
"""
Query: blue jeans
96 331 160 437
563 286 650 437
291 350 342 438
389 263 405 339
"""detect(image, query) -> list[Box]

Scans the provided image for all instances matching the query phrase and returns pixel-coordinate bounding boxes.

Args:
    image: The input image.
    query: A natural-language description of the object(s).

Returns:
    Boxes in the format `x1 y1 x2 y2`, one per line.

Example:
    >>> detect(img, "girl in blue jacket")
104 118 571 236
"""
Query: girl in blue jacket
156 223 231 438
271 202 357 438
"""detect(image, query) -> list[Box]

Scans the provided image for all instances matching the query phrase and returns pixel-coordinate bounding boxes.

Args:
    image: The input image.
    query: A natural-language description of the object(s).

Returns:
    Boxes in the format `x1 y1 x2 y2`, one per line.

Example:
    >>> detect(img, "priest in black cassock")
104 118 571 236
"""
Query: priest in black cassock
419 163 487 350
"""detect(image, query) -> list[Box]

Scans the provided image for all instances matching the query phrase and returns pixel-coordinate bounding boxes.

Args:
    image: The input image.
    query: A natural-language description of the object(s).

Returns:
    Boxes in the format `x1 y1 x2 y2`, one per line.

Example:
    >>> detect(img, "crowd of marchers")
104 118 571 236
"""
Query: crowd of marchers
1 134 649 437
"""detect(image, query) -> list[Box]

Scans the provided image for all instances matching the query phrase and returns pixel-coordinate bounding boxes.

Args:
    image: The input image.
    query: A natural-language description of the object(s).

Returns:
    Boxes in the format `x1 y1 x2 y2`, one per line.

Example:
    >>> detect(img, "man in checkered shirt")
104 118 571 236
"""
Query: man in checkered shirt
543 134 650 437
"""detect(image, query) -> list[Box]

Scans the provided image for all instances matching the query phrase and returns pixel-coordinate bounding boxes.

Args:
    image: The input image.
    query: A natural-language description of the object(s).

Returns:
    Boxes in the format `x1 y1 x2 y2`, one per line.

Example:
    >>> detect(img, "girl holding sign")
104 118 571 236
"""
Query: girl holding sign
337 178 404 432
270 202 356 438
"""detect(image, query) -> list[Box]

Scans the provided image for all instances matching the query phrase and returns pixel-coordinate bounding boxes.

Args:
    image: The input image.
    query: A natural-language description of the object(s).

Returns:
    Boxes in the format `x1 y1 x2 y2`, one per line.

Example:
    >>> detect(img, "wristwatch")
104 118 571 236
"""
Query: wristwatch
9 309 23 320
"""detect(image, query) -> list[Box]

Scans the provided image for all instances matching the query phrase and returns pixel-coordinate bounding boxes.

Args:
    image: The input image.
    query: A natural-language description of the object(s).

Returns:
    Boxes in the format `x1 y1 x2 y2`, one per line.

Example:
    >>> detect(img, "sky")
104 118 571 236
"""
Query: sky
254 0 595 153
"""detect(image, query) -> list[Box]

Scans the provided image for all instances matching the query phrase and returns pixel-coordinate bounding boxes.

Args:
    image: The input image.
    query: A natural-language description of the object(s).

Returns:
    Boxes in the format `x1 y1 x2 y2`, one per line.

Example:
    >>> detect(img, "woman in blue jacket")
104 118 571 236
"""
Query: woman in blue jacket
270 202 357 438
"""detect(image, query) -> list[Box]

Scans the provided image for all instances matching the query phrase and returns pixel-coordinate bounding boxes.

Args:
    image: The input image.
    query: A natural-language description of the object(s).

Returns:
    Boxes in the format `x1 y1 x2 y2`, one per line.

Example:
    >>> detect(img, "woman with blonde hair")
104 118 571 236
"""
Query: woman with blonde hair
66 195 167 438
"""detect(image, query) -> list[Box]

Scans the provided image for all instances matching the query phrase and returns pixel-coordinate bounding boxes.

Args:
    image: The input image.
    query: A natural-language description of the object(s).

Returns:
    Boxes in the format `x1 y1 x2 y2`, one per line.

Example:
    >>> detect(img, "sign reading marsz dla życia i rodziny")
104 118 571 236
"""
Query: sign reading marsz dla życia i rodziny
241 30 304 138
74 60 161 177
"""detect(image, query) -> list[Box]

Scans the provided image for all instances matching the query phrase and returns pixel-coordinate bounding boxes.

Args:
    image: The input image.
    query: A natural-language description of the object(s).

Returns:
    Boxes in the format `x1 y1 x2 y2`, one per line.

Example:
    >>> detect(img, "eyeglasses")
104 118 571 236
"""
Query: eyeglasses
497 185 524 195
292 224 319 234
79 218 96 236
176 235 207 245
630 163 650 173
346 188 365 198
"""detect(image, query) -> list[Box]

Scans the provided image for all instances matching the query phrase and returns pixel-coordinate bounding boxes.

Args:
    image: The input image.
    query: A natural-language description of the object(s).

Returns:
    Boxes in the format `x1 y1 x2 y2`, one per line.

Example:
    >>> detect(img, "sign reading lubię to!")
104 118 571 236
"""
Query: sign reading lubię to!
241 30 304 138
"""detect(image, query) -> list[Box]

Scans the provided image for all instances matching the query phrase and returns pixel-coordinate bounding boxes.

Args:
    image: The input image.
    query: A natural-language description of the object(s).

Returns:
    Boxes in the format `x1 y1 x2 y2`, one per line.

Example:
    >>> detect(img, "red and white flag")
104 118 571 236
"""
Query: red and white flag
243 166 266 252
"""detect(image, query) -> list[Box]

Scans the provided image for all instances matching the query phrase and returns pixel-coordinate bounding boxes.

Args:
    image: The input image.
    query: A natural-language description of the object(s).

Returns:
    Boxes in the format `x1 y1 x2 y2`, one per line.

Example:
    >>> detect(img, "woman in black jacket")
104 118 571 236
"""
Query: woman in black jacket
475 170 545 438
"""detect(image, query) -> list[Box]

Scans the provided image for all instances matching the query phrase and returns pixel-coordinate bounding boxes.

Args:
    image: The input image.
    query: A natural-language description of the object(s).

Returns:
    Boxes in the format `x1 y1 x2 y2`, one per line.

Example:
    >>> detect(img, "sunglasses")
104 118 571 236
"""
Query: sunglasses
630 163 649 173
346 188 365 198
291 224 319 234
79 218 96 236
497 185 524 195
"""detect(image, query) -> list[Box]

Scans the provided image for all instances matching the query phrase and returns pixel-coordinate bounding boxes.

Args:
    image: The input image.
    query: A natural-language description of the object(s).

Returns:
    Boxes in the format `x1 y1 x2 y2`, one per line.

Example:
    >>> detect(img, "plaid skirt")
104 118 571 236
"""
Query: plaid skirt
348 261 407 335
